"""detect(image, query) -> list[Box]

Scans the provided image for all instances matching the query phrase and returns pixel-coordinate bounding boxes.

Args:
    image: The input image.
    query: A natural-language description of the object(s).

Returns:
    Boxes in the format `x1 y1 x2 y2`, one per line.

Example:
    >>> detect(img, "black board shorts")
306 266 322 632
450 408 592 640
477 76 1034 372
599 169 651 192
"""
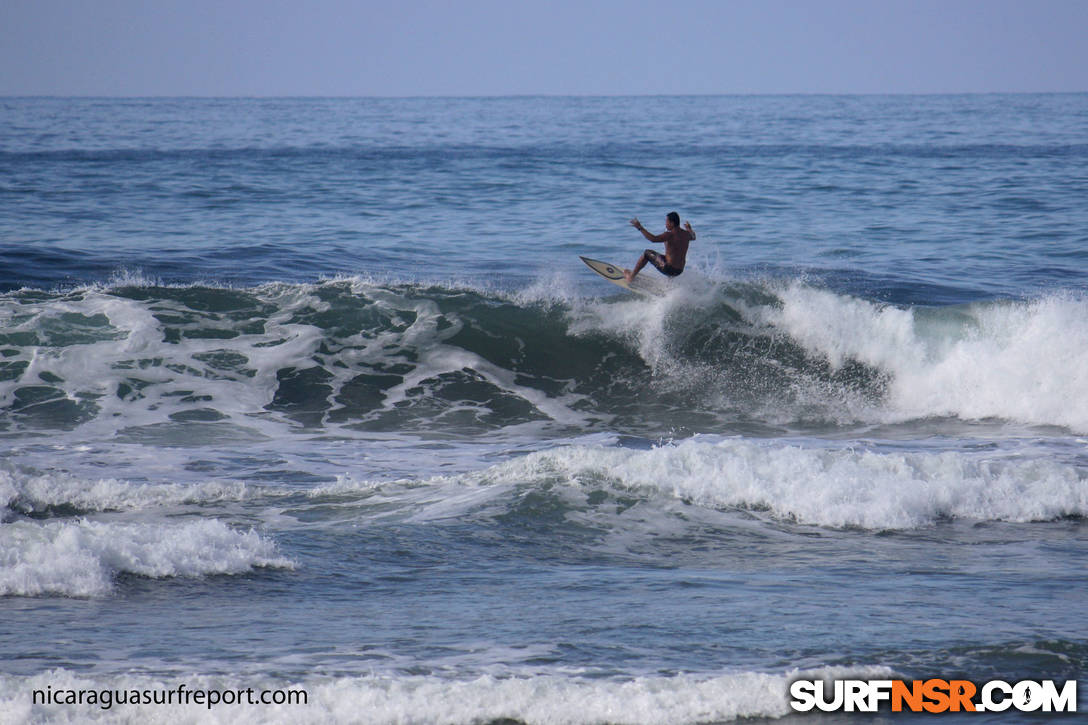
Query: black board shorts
645 249 683 277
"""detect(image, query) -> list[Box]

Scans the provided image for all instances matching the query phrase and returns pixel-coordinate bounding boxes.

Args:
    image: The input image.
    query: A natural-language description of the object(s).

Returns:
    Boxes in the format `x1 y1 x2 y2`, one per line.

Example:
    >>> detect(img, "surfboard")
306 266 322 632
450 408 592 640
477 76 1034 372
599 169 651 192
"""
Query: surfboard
579 256 665 297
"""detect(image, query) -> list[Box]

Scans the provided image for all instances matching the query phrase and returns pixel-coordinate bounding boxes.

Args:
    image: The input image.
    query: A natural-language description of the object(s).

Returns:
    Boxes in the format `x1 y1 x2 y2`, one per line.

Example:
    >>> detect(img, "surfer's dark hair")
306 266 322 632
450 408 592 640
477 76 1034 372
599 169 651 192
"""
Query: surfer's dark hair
667 211 680 226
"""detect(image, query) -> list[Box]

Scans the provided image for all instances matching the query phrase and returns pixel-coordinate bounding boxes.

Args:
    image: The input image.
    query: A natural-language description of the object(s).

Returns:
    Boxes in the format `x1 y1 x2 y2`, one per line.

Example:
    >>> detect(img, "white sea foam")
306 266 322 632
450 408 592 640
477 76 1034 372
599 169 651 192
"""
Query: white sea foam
0 519 293 598
387 438 1088 530
754 283 1088 431
0 287 321 437
0 664 894 724
564 277 1088 431
0 280 598 437
0 467 252 515
5 278 1087 437
361 290 590 429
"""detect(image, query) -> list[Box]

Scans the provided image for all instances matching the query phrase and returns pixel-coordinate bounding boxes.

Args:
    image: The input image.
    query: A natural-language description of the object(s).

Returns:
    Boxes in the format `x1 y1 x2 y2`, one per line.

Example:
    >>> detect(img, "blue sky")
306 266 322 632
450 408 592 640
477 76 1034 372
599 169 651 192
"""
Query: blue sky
2 0 1086 96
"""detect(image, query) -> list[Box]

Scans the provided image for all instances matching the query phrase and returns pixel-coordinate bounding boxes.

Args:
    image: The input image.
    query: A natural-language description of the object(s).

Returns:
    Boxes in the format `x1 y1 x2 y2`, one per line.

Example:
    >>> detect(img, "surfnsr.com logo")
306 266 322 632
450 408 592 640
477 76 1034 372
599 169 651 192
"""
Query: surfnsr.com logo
789 679 1078 714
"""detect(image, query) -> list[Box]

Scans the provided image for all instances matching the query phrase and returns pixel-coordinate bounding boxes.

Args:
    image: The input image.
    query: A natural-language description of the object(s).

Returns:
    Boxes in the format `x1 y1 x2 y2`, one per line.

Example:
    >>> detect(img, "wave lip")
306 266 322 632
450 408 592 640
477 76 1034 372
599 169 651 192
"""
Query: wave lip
0 519 294 598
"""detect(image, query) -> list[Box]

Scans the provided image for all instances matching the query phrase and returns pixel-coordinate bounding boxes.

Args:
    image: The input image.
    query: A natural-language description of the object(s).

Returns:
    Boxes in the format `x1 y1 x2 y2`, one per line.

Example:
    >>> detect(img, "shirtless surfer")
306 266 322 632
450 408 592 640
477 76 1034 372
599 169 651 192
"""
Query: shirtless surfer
625 212 695 282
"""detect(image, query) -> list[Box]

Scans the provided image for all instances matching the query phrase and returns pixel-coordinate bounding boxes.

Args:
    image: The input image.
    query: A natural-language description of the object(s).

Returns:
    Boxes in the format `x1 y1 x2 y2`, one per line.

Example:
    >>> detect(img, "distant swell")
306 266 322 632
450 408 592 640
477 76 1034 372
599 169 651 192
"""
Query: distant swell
1 277 1086 439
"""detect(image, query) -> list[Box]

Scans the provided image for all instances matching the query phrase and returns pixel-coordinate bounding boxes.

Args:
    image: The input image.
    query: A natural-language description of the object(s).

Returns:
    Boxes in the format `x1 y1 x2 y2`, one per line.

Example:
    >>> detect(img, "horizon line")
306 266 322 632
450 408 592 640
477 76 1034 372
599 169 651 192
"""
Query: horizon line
3 90 1087 100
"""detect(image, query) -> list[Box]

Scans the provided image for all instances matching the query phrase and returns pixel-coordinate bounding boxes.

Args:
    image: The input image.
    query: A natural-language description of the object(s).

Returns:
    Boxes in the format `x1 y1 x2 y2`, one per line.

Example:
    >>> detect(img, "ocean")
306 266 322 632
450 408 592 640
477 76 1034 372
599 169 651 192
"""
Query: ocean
0 95 1085 723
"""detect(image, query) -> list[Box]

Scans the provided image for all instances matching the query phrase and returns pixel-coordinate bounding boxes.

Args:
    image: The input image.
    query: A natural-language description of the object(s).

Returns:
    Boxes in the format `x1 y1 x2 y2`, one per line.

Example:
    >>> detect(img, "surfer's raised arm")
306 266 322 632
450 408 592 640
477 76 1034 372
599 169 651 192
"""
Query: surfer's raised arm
630 217 666 243
684 221 695 240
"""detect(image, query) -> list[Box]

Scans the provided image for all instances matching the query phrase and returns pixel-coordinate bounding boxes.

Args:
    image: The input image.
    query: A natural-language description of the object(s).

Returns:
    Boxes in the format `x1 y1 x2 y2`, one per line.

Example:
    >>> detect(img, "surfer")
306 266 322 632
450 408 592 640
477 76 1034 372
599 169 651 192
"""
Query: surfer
625 212 695 282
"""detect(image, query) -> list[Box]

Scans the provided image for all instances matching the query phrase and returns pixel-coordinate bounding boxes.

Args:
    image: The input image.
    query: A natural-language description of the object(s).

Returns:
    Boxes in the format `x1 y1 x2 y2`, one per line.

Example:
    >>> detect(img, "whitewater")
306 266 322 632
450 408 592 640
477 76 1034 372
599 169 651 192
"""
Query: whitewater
1 95 1086 723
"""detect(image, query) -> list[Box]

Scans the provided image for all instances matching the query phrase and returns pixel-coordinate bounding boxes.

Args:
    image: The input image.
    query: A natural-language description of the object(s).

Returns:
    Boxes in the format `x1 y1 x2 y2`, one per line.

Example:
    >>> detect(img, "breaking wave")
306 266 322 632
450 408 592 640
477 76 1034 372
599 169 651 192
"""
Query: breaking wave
0 463 292 598
1 277 1085 440
0 518 293 597
324 436 1088 531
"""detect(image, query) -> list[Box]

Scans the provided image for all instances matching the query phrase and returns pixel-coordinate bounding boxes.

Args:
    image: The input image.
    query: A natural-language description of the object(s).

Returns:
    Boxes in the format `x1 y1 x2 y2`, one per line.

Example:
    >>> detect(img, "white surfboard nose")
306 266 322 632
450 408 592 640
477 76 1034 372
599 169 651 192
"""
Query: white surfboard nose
579 256 663 297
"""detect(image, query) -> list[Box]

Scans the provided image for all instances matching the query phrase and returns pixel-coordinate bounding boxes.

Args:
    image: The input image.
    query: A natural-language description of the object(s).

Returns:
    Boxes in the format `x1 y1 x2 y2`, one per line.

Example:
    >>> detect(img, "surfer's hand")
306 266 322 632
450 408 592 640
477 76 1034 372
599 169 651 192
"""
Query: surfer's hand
684 221 693 232
630 218 641 229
